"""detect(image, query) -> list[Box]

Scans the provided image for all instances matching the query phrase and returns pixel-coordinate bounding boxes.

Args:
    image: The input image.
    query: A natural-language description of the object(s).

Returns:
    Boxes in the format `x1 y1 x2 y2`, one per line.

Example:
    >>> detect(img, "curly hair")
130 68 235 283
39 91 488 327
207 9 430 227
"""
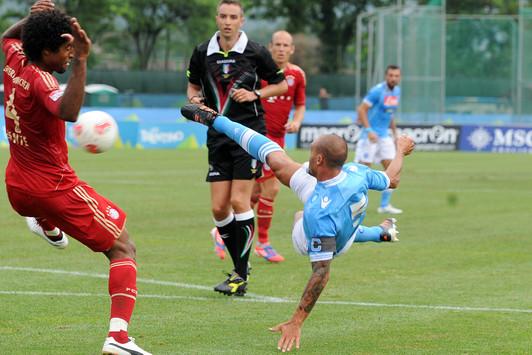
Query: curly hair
22 10 72 62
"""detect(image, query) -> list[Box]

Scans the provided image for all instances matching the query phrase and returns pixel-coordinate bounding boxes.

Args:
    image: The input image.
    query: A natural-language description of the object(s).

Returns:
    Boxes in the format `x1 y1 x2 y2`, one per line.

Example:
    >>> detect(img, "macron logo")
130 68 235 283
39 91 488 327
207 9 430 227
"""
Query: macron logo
321 196 332 209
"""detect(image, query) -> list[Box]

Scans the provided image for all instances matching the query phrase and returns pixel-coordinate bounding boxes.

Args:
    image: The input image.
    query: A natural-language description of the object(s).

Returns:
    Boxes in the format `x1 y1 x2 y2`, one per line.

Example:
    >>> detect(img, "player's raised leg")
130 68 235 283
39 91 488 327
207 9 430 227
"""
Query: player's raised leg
181 104 301 187
26 216 69 249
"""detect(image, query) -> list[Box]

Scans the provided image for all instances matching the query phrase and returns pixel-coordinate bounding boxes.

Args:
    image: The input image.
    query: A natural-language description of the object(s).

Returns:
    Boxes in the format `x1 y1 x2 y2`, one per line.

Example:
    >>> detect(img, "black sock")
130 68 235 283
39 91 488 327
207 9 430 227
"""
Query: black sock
234 211 255 281
216 216 239 272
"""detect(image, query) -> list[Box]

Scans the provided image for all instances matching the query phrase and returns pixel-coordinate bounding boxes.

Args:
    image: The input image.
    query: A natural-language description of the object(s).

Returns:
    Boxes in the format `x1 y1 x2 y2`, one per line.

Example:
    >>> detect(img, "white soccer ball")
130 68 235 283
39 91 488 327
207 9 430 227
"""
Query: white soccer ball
73 110 118 153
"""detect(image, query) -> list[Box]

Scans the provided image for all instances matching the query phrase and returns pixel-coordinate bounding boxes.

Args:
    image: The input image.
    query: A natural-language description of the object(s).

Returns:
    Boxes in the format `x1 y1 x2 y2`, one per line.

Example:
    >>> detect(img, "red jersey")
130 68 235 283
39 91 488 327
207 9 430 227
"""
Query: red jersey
3 38 78 196
261 63 306 138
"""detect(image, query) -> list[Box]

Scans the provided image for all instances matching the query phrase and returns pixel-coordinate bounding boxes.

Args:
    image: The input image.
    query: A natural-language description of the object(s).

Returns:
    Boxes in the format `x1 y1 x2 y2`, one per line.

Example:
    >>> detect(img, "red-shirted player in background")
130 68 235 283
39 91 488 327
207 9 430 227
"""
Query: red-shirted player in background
2 1 150 354
211 30 306 262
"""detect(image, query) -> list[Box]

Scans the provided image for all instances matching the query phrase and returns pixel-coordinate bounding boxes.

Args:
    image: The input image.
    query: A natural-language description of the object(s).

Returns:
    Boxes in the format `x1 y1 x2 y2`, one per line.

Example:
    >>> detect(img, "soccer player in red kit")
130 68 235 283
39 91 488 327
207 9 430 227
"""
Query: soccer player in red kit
211 30 306 262
2 2 150 354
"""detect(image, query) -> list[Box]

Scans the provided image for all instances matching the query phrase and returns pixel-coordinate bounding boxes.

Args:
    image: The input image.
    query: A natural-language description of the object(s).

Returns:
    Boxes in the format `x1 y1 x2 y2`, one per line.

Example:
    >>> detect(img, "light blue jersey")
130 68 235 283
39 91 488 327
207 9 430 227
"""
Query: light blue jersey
360 82 401 139
303 163 390 262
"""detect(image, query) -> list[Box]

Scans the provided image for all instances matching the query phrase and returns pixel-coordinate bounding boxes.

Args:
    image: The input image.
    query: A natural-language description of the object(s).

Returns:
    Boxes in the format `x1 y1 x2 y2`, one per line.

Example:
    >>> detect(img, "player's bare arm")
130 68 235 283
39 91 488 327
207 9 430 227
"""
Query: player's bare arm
285 104 305 133
357 102 378 142
59 18 91 122
270 259 332 352
187 83 204 104
232 80 288 103
384 134 415 188
2 0 54 39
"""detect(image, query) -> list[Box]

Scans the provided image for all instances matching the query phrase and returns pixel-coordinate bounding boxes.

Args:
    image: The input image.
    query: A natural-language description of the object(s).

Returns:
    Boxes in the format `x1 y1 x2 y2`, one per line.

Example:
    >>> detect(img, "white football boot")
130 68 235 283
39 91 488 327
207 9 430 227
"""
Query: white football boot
25 217 68 249
377 204 403 214
379 218 399 242
102 337 152 355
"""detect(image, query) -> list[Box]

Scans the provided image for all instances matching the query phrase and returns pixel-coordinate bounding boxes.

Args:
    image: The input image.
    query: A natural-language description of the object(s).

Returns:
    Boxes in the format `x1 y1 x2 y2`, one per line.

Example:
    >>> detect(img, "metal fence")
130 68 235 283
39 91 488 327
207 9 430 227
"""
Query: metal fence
356 1 532 123
518 1 532 116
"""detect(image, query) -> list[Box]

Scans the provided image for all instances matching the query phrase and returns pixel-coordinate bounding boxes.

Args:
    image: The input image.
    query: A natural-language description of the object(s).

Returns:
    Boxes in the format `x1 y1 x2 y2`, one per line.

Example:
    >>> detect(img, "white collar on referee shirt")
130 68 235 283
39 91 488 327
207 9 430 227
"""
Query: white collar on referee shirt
207 31 248 56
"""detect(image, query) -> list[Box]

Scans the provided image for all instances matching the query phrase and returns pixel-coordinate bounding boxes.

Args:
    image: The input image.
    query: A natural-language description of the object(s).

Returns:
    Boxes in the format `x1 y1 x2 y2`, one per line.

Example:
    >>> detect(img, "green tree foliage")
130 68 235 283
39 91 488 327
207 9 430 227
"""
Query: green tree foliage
17 0 117 42
250 0 392 73
446 0 518 15
111 0 215 70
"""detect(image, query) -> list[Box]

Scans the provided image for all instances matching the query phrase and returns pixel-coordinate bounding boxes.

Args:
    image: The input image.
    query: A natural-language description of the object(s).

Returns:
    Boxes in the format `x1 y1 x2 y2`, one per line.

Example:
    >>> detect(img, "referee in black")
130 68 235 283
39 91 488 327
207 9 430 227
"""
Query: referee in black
186 0 287 296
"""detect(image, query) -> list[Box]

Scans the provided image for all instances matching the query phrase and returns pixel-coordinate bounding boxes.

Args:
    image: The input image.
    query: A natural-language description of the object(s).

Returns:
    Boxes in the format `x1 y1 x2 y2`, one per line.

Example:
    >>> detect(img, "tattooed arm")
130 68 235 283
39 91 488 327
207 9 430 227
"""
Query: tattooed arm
269 259 332 352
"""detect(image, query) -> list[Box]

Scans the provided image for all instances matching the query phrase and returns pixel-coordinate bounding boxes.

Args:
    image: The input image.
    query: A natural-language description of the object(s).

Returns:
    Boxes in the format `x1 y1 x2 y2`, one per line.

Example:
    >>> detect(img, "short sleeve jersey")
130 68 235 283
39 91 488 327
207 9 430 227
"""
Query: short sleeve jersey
260 63 306 138
361 82 401 138
303 163 390 262
187 31 285 136
3 38 79 196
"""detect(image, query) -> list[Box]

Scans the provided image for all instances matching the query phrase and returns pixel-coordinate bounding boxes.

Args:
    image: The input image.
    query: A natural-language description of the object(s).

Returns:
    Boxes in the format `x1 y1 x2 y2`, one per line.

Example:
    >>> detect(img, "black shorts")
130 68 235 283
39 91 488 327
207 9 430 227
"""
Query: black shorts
206 138 263 182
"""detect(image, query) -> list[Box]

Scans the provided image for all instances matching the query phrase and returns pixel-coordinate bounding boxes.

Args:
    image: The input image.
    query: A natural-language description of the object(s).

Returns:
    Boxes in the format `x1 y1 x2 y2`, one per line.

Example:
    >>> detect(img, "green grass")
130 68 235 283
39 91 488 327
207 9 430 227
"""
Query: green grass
0 148 531 354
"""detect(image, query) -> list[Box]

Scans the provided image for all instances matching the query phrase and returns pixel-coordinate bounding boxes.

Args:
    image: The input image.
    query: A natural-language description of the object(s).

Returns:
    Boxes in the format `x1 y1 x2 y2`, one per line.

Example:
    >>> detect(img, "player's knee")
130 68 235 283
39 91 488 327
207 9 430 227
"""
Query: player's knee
211 205 231 220
230 197 250 212
114 238 136 258
262 182 280 199
125 238 136 258
270 182 281 197
265 152 287 173
106 232 136 260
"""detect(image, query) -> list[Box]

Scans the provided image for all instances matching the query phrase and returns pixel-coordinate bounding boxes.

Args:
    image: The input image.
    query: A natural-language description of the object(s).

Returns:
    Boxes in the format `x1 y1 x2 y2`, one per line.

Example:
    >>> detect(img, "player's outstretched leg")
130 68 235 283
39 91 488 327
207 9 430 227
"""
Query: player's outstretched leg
26 217 69 249
181 104 284 163
355 218 399 243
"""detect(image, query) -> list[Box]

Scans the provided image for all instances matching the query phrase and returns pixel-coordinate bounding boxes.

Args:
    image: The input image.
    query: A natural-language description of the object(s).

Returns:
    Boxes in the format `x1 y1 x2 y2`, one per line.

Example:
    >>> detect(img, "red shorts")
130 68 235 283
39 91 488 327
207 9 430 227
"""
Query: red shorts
257 135 285 183
7 183 126 252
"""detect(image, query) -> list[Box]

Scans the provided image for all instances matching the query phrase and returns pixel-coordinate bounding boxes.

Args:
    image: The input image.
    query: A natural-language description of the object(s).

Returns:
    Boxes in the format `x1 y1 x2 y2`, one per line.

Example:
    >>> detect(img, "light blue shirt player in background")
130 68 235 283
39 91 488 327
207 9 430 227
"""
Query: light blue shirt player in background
355 65 403 214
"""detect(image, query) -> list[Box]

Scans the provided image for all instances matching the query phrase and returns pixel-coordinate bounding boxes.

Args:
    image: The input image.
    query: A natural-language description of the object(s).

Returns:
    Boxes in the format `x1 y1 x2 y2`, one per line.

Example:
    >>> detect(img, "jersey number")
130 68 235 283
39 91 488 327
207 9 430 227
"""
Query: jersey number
349 195 367 227
6 88 21 133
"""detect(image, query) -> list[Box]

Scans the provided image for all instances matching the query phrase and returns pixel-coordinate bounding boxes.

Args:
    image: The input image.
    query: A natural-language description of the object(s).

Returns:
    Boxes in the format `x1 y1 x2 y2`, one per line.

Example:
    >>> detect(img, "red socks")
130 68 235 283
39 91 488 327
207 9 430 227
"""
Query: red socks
257 196 274 244
108 258 137 343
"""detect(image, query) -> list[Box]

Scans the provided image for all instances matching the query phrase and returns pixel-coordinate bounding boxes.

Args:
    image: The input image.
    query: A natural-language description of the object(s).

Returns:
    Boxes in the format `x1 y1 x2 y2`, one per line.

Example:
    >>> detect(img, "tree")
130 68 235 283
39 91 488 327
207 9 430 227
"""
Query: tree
111 0 215 70
18 0 118 41
250 0 392 73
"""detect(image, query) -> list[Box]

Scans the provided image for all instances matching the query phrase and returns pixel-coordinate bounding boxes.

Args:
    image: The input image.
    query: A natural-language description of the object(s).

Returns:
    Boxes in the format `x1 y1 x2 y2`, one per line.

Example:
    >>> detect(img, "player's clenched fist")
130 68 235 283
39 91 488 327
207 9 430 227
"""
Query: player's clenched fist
397 134 415 156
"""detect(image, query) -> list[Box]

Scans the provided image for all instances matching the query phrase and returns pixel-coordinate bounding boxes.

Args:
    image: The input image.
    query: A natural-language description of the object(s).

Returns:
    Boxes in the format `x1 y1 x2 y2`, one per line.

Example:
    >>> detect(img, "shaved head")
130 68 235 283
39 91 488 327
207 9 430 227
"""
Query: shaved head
312 134 348 169
271 30 293 45
269 30 295 67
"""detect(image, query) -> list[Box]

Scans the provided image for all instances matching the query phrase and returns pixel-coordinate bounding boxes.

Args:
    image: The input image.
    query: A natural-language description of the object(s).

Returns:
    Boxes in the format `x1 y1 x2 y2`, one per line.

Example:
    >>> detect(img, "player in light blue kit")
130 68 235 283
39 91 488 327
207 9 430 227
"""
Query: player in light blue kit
181 104 415 352
356 64 402 214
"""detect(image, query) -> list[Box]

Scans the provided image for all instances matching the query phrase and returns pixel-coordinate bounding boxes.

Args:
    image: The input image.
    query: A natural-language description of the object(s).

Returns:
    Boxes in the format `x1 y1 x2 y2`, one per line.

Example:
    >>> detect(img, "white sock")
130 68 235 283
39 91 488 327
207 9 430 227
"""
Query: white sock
109 318 128 333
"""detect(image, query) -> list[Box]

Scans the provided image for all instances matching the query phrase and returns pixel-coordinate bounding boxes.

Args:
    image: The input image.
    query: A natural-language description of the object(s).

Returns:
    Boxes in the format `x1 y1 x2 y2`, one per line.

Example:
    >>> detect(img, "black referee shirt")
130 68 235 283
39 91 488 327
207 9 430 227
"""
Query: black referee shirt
187 31 285 126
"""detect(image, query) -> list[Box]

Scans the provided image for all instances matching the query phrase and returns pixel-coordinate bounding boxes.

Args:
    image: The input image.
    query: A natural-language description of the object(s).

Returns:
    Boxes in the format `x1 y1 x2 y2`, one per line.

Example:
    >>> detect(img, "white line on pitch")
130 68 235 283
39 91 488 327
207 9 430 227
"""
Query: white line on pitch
1 266 531 314
1 289 531 314
0 266 287 303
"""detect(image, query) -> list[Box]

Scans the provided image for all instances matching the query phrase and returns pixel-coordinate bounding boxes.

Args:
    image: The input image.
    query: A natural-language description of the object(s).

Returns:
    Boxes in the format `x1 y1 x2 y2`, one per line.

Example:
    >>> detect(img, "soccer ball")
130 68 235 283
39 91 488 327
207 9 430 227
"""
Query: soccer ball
73 111 118 153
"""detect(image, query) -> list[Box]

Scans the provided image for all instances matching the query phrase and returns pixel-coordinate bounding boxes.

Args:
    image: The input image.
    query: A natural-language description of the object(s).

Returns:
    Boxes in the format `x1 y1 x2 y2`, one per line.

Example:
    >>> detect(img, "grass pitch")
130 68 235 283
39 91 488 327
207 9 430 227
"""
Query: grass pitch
0 148 531 354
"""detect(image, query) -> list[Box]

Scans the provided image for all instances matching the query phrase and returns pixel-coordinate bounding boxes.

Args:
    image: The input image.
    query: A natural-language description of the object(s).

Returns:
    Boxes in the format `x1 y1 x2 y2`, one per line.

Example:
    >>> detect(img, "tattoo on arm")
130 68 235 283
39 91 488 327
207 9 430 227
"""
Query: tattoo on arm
298 260 331 314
